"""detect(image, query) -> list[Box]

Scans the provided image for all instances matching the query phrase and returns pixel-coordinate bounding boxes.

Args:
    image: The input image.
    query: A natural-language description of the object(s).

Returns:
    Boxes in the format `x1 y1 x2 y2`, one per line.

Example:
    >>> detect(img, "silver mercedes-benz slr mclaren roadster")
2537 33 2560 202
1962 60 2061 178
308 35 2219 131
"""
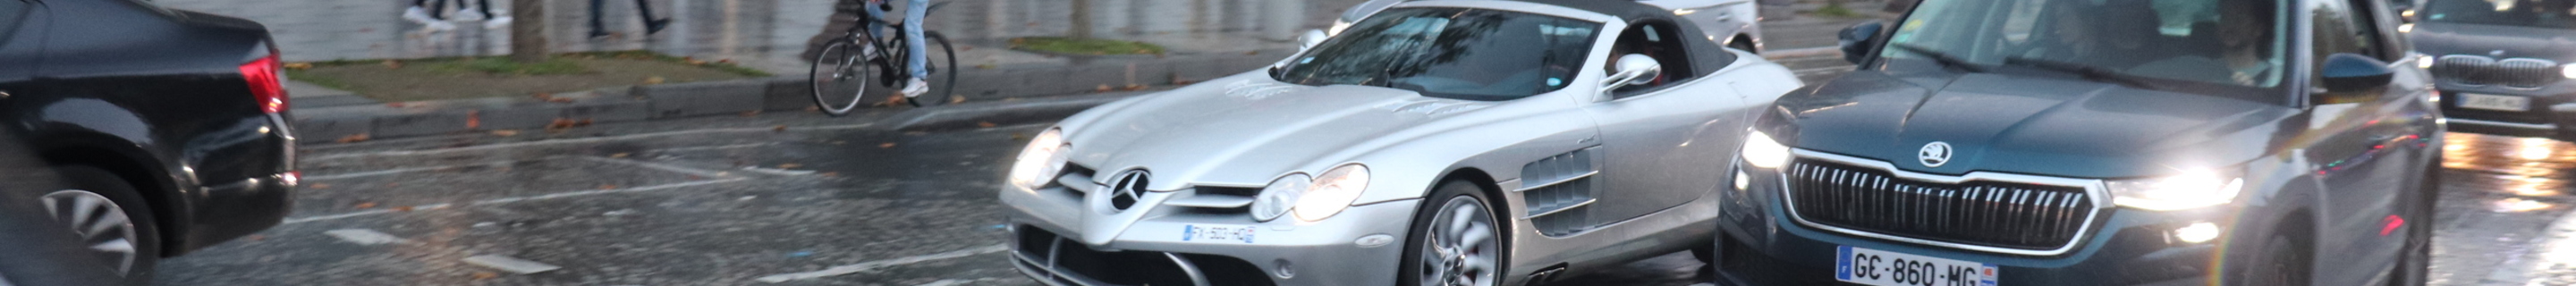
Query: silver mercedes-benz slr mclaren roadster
997 1 1802 285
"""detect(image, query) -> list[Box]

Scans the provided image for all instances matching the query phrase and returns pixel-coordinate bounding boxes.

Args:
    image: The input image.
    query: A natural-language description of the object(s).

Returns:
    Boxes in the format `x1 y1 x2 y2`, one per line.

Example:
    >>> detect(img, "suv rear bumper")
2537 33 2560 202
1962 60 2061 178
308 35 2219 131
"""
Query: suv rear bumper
2438 86 2576 141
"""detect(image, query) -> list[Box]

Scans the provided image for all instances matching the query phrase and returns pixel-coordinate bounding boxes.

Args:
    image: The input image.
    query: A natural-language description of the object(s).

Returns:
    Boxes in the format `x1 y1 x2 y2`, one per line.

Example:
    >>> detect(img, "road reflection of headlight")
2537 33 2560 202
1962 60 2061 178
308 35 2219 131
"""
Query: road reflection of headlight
2108 168 2244 211
1292 164 1369 222
1008 129 1069 190
1252 173 1311 222
1741 130 1792 169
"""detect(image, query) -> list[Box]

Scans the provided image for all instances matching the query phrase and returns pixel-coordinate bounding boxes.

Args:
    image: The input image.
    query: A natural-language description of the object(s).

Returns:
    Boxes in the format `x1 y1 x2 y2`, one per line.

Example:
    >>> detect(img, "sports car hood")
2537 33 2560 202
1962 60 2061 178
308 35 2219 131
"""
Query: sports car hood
1056 73 1499 189
2410 22 2576 62
1773 72 2298 178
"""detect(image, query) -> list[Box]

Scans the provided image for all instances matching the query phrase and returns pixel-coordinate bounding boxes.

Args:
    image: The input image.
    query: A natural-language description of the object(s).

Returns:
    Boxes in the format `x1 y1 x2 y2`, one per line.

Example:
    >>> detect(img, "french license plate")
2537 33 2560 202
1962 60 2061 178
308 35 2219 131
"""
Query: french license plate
1181 224 1255 244
1836 246 1997 286
2458 93 2530 111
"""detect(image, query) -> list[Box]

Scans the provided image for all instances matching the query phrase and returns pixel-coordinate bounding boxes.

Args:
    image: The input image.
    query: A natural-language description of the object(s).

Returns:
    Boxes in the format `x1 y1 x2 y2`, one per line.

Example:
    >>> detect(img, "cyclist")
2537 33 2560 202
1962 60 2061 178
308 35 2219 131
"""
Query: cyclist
854 0 931 99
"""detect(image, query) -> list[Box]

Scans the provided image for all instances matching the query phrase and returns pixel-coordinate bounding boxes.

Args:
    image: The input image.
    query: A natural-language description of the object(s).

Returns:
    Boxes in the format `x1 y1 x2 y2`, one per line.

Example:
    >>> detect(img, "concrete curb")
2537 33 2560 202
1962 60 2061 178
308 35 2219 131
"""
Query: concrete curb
884 91 1148 132
287 51 1282 142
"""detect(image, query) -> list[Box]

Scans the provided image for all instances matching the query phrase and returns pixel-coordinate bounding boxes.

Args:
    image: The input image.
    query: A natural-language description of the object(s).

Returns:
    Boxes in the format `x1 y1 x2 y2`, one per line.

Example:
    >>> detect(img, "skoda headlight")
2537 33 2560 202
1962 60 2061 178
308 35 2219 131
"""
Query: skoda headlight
1251 173 1312 222
2562 63 2575 79
1741 130 1793 169
1292 164 1370 222
2108 168 2245 211
1007 129 1070 190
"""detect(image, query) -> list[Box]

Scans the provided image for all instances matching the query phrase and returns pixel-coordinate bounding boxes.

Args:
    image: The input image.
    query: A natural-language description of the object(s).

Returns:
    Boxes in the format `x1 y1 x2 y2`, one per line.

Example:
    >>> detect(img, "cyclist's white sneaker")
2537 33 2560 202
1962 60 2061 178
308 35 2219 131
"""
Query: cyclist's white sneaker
402 7 440 25
900 78 930 98
485 12 513 29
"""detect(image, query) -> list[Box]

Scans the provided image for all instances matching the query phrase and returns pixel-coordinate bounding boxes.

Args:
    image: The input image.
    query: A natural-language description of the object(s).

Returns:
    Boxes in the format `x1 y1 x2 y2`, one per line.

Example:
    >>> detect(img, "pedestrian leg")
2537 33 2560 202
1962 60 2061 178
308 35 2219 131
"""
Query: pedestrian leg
634 0 671 34
589 0 610 38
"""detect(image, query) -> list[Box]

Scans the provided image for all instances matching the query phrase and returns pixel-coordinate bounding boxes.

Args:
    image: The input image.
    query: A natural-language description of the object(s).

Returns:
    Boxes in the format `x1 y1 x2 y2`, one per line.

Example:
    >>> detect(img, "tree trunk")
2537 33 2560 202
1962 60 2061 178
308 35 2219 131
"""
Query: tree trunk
1067 0 1091 38
511 0 549 63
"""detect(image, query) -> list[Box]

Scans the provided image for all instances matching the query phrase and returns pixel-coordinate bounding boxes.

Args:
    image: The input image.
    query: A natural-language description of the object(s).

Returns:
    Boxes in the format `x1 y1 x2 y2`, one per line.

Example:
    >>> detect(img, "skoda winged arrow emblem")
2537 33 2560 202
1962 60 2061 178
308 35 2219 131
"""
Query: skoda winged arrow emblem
1108 170 1148 211
1919 142 1953 168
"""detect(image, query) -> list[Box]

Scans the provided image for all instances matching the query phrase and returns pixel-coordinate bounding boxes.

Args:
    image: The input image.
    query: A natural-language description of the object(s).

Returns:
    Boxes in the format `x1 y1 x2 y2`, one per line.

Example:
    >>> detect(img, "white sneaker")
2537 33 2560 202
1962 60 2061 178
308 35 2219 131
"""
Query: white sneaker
425 21 457 31
402 7 439 24
484 16 513 29
453 9 487 21
900 78 930 98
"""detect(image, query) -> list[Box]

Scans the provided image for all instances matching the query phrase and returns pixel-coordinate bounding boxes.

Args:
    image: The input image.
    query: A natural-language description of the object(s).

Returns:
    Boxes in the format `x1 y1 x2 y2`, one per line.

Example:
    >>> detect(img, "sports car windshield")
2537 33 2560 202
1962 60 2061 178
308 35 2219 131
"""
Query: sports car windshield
2424 0 2576 29
1885 0 2289 88
1275 8 1600 101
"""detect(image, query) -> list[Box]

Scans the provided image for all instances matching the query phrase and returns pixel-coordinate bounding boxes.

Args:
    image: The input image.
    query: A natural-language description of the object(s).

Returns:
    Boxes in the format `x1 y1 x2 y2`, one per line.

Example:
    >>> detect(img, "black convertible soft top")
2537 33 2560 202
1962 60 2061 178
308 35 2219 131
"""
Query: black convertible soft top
1504 0 1743 77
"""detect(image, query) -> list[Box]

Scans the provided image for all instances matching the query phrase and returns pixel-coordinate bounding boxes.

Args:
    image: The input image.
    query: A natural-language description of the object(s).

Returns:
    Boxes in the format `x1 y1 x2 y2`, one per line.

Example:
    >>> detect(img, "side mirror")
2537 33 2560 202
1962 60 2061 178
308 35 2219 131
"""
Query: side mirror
1299 29 1330 51
1600 54 1663 93
2316 53 2394 104
1838 21 1885 64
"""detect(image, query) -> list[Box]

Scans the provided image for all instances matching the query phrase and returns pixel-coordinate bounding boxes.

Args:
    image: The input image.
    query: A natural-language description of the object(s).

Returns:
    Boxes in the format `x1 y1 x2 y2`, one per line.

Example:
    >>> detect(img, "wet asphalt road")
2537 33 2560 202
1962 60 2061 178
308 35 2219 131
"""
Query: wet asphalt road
159 55 2576 286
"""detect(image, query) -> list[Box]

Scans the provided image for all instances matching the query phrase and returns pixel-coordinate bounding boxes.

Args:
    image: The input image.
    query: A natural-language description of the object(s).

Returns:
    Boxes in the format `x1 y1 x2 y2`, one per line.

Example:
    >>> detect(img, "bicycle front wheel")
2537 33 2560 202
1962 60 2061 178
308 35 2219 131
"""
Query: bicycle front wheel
809 40 871 116
906 31 961 107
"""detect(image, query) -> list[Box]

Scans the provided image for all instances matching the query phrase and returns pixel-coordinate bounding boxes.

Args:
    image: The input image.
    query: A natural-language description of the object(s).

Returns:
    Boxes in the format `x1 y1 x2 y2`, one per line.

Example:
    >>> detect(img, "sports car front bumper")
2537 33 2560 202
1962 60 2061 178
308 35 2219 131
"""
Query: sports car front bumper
1000 182 1419 286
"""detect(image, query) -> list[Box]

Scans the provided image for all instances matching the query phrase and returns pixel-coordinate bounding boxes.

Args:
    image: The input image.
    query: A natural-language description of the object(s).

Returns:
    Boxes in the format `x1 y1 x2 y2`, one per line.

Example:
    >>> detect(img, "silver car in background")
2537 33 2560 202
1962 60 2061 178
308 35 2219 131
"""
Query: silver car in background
997 1 1802 285
1333 0 1767 54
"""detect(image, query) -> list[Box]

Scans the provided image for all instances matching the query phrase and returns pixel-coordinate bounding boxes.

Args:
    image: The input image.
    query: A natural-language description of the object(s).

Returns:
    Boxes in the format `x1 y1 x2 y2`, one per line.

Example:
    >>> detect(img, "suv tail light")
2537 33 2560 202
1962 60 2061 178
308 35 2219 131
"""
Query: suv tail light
239 55 287 114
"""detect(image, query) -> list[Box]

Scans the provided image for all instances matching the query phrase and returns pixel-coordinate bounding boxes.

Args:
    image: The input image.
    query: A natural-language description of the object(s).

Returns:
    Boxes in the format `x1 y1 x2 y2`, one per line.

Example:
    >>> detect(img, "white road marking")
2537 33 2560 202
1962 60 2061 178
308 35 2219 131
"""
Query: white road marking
306 123 875 161
323 229 412 245
301 160 531 181
652 142 779 152
737 166 818 176
280 179 746 224
462 255 564 274
1761 46 1843 59
284 204 454 224
576 156 738 178
754 244 1010 282
1794 66 1857 75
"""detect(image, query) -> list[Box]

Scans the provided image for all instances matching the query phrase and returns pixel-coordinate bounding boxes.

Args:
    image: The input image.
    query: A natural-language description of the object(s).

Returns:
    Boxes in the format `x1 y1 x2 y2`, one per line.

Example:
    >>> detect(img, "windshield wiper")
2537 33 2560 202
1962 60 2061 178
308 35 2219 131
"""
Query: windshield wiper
1999 56 2157 88
1885 44 1987 72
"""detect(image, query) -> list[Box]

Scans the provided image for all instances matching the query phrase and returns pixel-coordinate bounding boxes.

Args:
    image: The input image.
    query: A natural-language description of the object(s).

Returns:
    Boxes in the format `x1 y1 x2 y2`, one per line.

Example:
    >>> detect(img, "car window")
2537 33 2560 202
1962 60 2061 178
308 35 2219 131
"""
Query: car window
2311 0 2382 82
1276 7 1600 101
1883 0 2291 88
1606 21 1695 97
2423 0 2576 29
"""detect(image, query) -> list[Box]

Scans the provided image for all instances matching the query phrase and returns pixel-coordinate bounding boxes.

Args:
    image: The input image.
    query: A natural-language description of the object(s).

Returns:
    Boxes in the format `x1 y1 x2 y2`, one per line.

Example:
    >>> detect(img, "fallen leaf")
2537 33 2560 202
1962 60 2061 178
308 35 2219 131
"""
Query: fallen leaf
597 184 619 189
773 125 789 132
392 206 415 212
311 183 331 189
470 272 499 280
818 172 840 177
830 140 847 145
1244 50 1260 55
1123 84 1147 91
977 63 997 70
740 110 761 117
976 122 997 128
642 76 667 85
1135 48 1152 54
284 63 314 70
385 102 408 108
949 96 966 104
777 163 804 169
246 234 265 241
335 133 372 143
1095 84 1114 92
490 130 521 137
546 97 574 103
381 60 402 69
465 110 481 129
878 142 897 148
354 202 378 209
609 153 631 158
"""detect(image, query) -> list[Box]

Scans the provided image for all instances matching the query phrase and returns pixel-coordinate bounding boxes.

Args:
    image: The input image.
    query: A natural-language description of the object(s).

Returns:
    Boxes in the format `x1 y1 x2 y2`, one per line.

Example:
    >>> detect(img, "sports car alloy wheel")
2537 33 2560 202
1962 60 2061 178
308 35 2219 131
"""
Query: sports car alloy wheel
44 189 140 275
1419 196 1499 286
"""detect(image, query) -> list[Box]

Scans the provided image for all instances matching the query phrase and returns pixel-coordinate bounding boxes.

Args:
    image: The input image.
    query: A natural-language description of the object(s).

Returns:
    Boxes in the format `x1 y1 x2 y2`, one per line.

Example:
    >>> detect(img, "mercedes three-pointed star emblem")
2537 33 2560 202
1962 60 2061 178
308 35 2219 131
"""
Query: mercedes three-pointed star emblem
1108 170 1148 211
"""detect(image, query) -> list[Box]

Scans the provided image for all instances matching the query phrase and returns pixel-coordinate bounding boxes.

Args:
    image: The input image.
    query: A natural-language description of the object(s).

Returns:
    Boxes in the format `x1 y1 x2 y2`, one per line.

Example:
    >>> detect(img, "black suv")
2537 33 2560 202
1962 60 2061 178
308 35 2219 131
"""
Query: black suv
0 0 296 283
1713 0 2443 284
2410 0 2576 141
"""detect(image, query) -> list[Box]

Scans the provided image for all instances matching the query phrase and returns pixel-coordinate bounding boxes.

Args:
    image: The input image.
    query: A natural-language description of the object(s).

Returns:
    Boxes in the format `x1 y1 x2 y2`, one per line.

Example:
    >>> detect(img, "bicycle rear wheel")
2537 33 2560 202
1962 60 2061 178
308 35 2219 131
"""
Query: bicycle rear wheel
905 31 960 107
809 39 871 116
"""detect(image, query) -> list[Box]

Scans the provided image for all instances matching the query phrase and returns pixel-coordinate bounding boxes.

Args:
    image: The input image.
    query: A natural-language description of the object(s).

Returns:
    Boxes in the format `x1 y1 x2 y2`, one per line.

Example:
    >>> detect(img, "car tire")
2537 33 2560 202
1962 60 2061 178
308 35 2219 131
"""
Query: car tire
2245 233 2309 286
47 165 161 286
2387 156 2440 286
1728 39 1757 55
1399 181 1505 286
1691 243 1716 264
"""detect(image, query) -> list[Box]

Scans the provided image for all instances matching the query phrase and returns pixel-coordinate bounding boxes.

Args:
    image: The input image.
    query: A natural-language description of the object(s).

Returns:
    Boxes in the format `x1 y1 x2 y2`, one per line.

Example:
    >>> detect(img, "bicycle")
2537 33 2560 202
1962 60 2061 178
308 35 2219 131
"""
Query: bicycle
810 1 958 115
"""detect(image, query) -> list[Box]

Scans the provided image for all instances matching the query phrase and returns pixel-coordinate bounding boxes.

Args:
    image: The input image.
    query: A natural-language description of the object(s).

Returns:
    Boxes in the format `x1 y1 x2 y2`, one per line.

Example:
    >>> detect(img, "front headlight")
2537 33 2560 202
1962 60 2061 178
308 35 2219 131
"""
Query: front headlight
2562 63 2575 79
2107 168 2245 211
1007 129 1070 190
1251 173 1311 222
1328 20 1353 36
1292 164 1370 222
1741 130 1793 169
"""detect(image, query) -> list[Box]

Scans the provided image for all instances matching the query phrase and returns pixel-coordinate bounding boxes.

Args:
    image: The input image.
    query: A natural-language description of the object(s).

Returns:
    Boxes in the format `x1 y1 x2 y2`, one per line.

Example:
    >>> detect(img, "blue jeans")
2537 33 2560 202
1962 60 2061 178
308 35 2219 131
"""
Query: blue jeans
863 0 930 80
